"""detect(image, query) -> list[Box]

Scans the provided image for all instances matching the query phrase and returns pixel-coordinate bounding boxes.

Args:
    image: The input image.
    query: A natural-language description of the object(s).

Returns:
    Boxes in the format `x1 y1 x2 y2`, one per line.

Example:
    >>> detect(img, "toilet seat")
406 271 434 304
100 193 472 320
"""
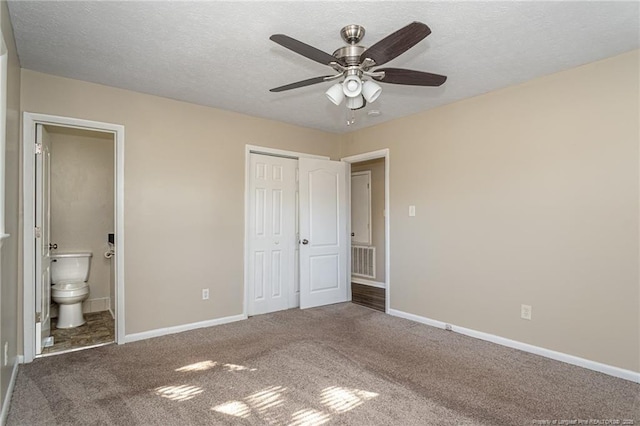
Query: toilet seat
52 281 89 298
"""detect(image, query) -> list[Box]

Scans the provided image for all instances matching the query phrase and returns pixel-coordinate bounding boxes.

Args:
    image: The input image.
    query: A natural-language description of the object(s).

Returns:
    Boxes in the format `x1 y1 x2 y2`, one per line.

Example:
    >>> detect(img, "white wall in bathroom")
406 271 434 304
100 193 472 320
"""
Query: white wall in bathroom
49 127 114 313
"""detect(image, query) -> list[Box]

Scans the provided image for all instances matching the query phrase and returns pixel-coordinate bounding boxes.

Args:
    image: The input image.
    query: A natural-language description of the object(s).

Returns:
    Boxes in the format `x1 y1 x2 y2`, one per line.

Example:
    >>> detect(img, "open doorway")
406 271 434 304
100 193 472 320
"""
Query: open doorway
342 149 390 313
350 158 386 311
23 113 125 362
40 125 116 355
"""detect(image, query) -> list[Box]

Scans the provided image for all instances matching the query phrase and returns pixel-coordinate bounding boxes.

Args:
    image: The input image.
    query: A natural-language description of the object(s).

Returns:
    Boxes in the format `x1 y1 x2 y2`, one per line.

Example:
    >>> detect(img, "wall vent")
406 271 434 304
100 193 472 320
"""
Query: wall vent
351 245 375 279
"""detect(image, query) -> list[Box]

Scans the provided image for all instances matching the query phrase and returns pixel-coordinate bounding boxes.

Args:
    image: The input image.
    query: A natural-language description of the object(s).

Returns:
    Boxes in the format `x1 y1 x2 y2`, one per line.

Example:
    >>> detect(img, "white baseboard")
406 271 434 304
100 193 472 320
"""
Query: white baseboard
0 358 20 426
82 297 110 314
124 314 247 344
351 277 386 289
388 308 640 383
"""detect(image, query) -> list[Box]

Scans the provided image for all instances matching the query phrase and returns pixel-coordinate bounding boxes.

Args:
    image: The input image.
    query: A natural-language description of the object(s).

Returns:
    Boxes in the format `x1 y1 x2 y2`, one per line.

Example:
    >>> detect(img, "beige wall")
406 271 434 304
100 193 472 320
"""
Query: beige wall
14 39 639 374
0 0 21 409
49 128 114 312
352 159 385 283
341 50 640 372
21 69 341 335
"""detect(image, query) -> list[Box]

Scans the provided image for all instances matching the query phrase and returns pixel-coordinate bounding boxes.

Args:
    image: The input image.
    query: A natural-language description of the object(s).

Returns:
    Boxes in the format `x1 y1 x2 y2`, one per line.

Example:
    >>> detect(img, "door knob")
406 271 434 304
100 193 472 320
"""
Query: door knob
49 243 58 250
302 239 309 245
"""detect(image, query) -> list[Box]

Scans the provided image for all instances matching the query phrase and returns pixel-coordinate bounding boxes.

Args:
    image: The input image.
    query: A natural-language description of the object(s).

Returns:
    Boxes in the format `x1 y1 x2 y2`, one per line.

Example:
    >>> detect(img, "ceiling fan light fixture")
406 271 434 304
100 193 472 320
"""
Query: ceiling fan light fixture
362 80 382 103
326 83 345 105
342 75 362 98
346 95 364 110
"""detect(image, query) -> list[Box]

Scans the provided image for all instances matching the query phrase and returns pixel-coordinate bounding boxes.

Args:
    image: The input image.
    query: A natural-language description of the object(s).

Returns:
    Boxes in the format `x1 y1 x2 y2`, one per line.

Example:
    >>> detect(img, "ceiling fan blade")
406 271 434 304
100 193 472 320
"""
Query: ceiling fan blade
360 22 431 66
373 68 447 86
270 76 334 92
270 34 340 66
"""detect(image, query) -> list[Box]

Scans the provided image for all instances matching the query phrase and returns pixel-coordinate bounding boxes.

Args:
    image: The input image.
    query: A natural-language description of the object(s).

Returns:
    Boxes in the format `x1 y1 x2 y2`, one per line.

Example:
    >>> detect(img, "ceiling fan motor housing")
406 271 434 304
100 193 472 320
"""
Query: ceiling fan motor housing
333 45 366 67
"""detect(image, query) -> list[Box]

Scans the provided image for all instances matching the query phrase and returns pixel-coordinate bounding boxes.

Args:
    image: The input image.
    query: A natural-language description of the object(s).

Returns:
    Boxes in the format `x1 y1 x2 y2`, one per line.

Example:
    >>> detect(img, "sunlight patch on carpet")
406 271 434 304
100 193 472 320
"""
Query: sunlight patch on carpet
154 384 204 401
224 363 257 372
246 385 287 412
210 383 379 423
211 400 251 418
320 386 378 413
212 386 288 421
175 360 218 372
289 408 331 426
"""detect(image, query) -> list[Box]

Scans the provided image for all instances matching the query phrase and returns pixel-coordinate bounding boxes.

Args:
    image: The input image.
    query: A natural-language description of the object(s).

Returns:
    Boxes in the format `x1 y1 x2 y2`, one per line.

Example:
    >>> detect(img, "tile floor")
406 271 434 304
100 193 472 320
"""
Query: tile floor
42 310 115 355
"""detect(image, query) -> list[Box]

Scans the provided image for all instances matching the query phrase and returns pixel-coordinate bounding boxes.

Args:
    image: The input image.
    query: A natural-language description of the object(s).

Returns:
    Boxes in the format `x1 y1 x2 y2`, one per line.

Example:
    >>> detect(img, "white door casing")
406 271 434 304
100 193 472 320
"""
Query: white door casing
351 171 371 245
248 154 298 315
342 148 390 313
23 112 125 363
34 124 51 354
299 158 349 309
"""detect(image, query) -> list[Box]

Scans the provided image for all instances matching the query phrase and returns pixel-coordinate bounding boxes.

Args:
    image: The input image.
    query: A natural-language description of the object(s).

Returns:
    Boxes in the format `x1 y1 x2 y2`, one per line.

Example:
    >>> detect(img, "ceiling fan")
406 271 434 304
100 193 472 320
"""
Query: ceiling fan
269 21 447 112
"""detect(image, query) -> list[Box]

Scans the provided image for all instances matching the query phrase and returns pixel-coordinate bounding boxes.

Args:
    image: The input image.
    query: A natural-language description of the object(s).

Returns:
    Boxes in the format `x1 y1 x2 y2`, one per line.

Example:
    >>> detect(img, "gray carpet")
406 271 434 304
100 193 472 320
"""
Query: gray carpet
7 303 639 425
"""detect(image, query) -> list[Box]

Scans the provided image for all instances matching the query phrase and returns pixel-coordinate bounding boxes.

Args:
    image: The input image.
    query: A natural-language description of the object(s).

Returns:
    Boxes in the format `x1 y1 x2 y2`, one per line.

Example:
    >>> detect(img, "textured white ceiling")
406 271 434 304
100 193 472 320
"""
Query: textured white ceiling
7 1 639 133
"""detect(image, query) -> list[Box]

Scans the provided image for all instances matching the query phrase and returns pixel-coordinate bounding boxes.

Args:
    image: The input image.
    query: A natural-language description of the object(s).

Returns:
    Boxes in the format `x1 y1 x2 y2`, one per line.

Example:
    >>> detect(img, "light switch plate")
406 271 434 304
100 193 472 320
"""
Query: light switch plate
409 205 416 217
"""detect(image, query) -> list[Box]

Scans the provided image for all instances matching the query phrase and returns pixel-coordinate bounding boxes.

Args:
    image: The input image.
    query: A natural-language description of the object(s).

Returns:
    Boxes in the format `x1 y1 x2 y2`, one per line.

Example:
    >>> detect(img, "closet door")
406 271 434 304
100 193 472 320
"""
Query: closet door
298 158 349 309
248 154 297 315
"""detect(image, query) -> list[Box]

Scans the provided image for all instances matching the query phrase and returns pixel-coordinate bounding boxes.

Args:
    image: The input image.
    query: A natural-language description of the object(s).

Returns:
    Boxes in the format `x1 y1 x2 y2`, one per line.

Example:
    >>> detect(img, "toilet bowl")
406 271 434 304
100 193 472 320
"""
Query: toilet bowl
50 252 92 329
52 282 89 328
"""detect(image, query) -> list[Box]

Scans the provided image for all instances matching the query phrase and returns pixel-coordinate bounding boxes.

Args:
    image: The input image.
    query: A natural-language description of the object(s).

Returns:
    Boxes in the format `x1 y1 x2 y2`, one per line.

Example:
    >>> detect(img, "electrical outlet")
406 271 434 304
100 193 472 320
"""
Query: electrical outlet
3 342 8 366
521 304 532 320
202 289 209 300
445 324 452 331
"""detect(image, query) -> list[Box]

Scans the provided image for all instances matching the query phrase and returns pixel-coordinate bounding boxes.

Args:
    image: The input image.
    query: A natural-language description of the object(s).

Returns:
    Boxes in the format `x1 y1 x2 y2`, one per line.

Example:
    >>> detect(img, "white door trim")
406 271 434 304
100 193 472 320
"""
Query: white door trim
22 112 125 363
341 149 390 314
0 33 7 241
243 145 329 317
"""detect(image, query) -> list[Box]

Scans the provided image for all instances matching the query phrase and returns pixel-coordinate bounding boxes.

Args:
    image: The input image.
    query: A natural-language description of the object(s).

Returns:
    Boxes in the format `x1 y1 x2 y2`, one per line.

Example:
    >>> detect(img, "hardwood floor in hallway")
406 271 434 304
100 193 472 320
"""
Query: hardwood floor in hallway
351 282 385 312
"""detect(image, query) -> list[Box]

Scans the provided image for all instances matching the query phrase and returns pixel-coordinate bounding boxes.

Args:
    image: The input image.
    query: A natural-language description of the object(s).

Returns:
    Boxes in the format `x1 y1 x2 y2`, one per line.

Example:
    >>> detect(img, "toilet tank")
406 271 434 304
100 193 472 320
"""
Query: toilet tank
50 252 92 283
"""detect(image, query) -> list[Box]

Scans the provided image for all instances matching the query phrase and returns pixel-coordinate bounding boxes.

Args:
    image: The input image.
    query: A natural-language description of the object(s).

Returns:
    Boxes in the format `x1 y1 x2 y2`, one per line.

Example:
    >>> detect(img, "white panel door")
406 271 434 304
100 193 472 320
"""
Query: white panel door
299 158 348 309
351 171 371 245
248 154 297 315
34 124 52 354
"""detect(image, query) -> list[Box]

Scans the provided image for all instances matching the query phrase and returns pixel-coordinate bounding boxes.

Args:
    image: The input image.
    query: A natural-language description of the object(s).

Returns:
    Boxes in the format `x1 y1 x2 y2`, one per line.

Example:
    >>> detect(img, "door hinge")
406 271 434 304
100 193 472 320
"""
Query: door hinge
34 226 41 239
35 312 41 323
35 143 43 155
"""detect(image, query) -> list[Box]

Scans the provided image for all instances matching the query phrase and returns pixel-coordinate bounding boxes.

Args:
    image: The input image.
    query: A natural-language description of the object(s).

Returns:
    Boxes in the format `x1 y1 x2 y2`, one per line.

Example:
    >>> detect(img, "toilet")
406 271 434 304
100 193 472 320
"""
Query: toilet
50 252 92 329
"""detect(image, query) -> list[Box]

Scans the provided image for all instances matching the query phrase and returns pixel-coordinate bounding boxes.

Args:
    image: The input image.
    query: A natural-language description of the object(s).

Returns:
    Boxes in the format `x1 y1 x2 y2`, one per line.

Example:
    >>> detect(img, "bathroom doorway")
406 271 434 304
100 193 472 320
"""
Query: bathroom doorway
23 113 125 362
41 125 115 355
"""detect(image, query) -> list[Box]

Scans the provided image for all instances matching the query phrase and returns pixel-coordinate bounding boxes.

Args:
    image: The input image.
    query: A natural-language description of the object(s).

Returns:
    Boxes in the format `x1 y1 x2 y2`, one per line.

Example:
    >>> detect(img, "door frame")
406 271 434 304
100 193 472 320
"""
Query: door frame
243 145 329 317
22 112 125 362
341 149 390 313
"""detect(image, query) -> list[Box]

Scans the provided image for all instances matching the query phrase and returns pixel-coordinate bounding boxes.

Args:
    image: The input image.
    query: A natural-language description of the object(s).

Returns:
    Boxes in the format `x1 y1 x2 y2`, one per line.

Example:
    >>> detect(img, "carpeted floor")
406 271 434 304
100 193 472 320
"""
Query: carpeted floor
8 303 639 425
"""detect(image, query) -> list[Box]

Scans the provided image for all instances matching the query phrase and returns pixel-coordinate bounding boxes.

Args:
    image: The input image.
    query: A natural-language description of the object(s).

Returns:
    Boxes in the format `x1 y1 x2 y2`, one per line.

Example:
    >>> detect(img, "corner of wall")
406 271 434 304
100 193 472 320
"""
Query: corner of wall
336 132 353 159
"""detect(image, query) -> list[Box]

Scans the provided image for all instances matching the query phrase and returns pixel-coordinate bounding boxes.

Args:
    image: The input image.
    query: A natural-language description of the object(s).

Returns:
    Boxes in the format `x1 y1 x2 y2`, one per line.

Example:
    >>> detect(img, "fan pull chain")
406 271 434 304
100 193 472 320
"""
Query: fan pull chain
346 109 356 126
